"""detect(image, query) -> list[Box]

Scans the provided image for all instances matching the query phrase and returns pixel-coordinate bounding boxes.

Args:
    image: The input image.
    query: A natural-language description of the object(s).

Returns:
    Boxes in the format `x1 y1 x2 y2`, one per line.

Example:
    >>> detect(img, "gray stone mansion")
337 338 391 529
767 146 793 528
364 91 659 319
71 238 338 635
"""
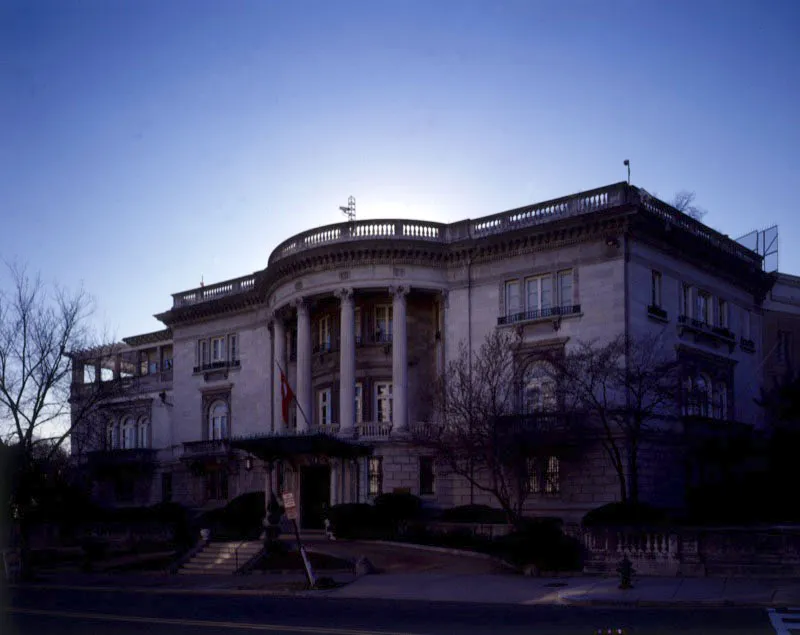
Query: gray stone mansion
70 182 785 526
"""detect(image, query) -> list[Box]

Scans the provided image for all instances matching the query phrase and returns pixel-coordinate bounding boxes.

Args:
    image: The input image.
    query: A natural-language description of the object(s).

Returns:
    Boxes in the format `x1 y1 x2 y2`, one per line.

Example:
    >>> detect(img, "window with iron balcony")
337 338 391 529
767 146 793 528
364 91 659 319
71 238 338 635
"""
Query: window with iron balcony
194 333 240 373
499 269 580 325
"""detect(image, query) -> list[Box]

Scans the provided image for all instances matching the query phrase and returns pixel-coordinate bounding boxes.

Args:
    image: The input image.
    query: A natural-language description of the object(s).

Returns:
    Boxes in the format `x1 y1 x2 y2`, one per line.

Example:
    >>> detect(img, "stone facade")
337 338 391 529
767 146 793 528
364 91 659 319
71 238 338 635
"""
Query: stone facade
69 182 775 526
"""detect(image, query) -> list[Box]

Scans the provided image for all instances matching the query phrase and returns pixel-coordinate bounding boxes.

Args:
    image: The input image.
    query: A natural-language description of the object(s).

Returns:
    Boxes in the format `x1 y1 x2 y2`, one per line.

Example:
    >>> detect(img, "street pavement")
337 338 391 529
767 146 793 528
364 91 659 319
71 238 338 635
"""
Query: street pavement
3 586 792 635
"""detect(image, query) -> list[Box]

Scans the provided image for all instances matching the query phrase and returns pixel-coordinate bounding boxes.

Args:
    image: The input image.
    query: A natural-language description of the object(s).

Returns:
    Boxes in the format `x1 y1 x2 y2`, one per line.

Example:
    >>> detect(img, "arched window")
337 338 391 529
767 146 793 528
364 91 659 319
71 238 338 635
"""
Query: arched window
137 417 150 448
121 416 136 449
522 361 557 414
713 382 728 420
695 374 711 417
209 401 229 440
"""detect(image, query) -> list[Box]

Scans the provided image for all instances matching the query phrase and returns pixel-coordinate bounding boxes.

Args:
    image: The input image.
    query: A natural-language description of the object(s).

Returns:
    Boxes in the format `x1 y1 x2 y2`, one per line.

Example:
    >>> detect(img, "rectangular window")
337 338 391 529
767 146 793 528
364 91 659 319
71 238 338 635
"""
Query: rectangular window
419 456 435 496
317 316 331 352
161 473 172 503
717 299 728 328
375 382 393 423
317 388 332 426
743 310 752 340
528 456 560 495
557 270 573 308
505 280 522 316
228 334 238 362
375 305 393 342
651 271 662 307
354 382 363 423
696 291 711 324
525 275 552 314
139 355 149 376
211 337 226 362
368 457 383 496
354 308 363 345
680 283 692 317
199 340 209 366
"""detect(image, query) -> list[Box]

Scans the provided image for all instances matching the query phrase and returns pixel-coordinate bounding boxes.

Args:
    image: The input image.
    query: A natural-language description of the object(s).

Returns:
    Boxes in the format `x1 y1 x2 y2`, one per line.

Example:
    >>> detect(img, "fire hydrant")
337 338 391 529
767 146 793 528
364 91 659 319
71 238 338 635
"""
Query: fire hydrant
617 556 634 590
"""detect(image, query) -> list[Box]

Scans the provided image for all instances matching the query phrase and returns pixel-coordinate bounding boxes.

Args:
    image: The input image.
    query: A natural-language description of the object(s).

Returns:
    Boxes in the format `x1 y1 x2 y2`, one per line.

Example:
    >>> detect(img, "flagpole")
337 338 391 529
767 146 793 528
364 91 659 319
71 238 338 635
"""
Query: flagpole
276 360 313 431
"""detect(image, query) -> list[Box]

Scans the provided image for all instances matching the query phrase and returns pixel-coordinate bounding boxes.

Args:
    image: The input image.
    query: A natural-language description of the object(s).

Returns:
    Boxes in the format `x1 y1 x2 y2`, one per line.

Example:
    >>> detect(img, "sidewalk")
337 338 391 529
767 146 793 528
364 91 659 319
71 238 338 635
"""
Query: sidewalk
18 570 344 595
321 573 800 608
17 570 800 607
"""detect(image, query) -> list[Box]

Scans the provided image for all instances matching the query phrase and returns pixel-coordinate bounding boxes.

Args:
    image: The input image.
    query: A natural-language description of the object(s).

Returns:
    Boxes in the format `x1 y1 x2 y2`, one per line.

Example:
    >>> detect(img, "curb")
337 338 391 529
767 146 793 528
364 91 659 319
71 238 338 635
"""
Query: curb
559 597 788 609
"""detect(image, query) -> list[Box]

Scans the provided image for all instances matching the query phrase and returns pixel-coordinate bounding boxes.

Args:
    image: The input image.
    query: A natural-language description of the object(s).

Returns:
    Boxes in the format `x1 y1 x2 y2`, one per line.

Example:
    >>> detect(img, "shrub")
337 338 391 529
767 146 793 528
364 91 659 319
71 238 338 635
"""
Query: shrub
492 519 583 571
195 492 266 541
373 492 422 533
582 502 669 528
440 504 508 524
327 503 383 539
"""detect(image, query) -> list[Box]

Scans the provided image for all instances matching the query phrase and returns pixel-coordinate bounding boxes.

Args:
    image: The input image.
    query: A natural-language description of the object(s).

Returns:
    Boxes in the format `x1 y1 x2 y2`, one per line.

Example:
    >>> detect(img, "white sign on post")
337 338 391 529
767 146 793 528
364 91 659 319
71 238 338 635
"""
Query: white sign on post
282 492 298 520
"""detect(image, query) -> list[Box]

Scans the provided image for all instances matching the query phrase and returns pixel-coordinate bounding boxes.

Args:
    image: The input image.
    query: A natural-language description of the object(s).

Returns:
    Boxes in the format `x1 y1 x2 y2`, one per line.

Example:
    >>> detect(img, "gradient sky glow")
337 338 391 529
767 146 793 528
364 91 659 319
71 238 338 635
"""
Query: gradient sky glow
2 0 798 340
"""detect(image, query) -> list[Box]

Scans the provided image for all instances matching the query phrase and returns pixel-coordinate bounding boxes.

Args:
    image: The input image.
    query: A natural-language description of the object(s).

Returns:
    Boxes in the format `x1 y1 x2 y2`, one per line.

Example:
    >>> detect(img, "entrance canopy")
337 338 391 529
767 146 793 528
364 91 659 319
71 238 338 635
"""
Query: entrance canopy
229 432 372 462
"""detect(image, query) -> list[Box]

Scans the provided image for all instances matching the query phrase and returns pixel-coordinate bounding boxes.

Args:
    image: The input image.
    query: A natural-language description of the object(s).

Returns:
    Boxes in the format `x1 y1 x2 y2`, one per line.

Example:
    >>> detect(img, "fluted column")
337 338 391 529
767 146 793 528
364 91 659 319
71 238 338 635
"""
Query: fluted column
272 317 286 432
337 288 356 436
295 299 312 433
391 286 409 432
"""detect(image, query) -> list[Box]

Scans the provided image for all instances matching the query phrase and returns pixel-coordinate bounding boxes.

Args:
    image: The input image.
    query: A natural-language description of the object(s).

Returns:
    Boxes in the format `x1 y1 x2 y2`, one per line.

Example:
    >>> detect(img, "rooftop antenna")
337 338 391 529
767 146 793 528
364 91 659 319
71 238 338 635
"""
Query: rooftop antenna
200 275 204 288
340 196 356 222
623 159 631 185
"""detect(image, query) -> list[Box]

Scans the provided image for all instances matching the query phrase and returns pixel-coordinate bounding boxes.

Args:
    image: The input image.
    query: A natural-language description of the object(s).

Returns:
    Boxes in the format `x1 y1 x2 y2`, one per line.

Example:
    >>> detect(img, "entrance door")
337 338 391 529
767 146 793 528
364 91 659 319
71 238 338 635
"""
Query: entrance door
300 465 330 529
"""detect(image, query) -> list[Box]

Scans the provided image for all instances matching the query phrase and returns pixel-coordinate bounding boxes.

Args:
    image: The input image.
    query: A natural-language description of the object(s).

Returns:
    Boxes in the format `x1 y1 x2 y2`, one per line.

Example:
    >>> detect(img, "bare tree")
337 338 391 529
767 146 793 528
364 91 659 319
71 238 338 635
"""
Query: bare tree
412 330 580 527
0 264 116 576
672 190 707 222
550 333 680 505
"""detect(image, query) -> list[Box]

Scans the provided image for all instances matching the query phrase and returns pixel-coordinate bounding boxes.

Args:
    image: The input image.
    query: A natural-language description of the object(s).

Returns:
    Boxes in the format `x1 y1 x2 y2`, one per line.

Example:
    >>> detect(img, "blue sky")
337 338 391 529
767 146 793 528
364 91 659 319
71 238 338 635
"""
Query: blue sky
2 0 798 340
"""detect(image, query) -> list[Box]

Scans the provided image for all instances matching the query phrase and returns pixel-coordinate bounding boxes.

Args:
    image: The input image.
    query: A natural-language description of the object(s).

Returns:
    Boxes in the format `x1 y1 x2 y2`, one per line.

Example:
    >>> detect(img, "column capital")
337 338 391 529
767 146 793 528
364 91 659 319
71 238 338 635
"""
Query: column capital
335 287 354 302
389 285 410 299
292 297 309 314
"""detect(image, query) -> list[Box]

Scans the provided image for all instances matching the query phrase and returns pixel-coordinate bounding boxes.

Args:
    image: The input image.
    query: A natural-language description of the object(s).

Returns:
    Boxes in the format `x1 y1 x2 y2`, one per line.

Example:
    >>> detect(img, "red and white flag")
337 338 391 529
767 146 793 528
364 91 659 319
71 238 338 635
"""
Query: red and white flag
280 368 295 425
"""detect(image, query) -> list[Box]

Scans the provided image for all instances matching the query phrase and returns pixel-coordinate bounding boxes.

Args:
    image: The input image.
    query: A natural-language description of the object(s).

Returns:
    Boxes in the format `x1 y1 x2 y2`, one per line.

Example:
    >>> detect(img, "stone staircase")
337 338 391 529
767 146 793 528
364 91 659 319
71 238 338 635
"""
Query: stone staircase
179 540 263 575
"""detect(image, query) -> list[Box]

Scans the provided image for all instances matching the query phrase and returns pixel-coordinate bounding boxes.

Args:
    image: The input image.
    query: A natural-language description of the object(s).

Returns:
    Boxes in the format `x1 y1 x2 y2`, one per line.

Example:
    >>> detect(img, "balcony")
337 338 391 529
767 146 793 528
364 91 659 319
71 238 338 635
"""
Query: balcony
677 315 736 351
354 421 393 440
497 304 581 327
647 304 669 321
192 359 241 374
85 448 158 470
181 439 232 460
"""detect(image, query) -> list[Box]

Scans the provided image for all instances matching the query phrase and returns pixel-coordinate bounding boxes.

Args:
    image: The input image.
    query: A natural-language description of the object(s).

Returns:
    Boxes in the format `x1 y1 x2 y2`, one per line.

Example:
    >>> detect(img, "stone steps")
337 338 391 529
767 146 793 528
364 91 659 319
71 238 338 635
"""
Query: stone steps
178 541 263 575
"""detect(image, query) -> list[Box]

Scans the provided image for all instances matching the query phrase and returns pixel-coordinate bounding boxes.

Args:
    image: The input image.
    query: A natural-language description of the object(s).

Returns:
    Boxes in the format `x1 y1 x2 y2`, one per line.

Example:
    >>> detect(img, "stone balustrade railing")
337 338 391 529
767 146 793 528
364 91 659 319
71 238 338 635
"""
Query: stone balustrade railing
582 525 800 577
172 274 257 308
168 182 760 310
354 421 393 439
